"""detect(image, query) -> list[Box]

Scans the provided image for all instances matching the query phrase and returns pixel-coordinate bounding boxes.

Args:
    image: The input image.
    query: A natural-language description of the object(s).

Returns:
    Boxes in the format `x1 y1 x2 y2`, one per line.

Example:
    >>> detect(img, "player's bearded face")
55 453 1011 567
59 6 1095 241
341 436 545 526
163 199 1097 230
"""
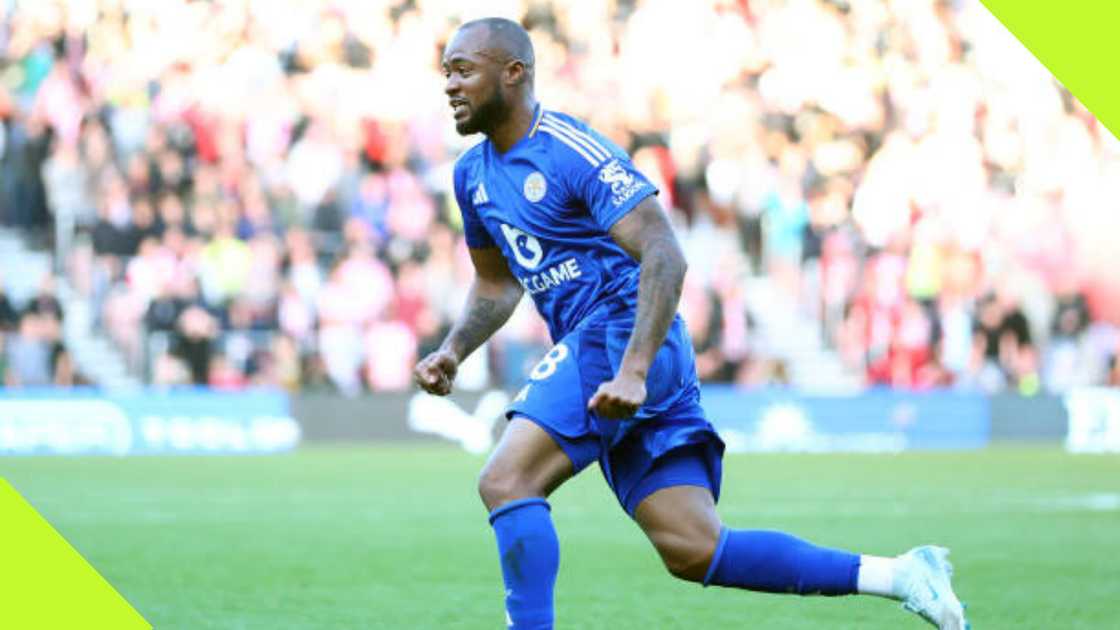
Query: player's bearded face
456 80 509 136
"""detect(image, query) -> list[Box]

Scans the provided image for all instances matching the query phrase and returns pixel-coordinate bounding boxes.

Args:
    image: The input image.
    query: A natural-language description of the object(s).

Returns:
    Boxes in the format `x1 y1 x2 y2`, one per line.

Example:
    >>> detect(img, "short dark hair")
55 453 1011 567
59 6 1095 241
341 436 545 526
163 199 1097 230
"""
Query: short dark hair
459 17 535 80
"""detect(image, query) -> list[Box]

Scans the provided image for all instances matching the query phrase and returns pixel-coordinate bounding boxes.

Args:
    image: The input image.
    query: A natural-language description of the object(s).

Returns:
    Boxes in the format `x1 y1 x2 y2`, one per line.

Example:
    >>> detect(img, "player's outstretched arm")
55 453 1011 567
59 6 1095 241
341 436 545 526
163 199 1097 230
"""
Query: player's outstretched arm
413 246 524 395
589 195 687 418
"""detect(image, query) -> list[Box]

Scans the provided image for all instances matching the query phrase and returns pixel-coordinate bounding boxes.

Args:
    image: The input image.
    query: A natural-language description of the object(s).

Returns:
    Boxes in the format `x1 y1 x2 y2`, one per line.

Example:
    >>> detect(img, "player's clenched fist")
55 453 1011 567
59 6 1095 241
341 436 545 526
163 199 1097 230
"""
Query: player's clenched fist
588 372 647 419
413 349 459 396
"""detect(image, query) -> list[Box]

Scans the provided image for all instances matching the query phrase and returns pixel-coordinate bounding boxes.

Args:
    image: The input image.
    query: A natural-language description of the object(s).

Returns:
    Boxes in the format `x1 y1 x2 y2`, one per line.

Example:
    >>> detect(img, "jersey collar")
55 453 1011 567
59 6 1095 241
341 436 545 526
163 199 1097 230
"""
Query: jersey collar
527 103 544 138
489 103 544 158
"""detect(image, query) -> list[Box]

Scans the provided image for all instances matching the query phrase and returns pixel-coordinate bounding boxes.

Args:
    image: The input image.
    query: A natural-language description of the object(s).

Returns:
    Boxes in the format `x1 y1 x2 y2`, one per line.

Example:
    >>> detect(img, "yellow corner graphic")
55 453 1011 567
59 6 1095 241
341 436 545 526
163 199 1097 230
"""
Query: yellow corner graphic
0 479 151 630
982 1 1120 138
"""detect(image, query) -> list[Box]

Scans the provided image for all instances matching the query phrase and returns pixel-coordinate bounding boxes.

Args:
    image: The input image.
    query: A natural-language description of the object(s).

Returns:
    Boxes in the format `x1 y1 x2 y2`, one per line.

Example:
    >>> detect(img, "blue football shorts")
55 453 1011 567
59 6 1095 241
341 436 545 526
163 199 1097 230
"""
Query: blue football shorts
506 316 725 516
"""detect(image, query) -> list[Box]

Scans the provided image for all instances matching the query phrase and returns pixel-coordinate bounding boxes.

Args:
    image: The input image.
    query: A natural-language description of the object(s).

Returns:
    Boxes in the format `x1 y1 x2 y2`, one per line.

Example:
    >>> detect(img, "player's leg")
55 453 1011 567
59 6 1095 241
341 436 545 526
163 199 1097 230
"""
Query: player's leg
488 327 606 629
633 481 861 594
633 484 721 581
479 416 582 630
478 416 574 510
631 449 969 628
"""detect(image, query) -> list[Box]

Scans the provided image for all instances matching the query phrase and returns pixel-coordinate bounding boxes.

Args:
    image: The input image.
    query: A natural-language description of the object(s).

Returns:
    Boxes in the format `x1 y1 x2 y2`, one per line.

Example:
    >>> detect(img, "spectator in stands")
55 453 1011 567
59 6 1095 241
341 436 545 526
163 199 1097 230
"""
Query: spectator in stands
146 280 186 335
13 272 75 386
220 297 260 379
4 312 51 386
277 280 315 351
154 193 188 238
1044 286 1095 392
208 351 247 390
393 259 441 350
0 112 51 232
41 138 95 256
283 228 322 307
315 258 367 397
91 189 136 260
0 87 9 167
0 274 19 331
100 278 146 372
1107 354 1120 388
173 303 219 386
198 219 252 307
151 351 191 387
971 295 1011 392
242 234 282 315
682 281 734 383
270 334 303 391
973 290 1035 389
996 291 1034 370
363 307 418 392
897 299 953 390
25 273 63 322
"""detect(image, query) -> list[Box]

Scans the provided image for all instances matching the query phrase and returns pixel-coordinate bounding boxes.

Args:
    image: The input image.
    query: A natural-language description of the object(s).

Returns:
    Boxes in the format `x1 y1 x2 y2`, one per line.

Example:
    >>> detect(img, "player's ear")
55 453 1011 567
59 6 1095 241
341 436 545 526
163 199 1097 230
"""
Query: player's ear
505 60 527 86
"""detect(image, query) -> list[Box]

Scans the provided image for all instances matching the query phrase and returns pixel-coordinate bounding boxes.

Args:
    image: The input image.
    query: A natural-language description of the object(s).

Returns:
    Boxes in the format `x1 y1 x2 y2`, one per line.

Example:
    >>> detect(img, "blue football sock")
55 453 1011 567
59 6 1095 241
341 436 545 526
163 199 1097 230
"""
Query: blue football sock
489 498 559 629
703 528 860 595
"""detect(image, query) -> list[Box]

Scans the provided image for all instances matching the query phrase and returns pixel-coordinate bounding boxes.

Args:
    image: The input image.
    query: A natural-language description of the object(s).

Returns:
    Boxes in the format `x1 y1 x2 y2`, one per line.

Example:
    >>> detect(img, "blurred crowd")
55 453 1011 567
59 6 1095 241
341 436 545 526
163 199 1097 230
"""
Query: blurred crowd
2 0 1120 395
0 272 78 386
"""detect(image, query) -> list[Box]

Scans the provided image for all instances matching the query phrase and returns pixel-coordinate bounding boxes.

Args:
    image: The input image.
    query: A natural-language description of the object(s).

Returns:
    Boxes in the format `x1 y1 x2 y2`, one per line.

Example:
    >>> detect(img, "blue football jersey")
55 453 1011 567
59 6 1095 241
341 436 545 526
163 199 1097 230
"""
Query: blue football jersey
452 106 657 341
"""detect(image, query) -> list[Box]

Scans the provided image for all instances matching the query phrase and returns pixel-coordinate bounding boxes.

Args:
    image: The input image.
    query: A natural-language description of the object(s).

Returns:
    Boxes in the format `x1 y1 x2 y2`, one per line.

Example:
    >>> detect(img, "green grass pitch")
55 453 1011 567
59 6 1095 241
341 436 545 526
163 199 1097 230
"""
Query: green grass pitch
2 445 1117 629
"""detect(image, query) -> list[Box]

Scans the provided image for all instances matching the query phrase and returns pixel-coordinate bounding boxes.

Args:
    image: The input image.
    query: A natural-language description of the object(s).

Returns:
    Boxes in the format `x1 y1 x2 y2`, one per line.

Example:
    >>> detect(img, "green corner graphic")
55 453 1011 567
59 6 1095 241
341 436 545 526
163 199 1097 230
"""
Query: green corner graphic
981 1 1120 138
0 479 151 630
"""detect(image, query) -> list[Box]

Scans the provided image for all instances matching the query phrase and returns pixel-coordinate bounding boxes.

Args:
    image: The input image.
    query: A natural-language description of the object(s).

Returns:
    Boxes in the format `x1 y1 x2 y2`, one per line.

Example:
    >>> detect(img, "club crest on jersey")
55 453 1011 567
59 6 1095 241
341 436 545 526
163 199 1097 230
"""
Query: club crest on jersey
523 171 547 203
598 159 645 206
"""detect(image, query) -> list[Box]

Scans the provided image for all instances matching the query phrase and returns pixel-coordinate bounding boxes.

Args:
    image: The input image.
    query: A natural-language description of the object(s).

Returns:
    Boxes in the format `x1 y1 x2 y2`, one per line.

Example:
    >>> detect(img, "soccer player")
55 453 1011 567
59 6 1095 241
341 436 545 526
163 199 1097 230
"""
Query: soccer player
415 17 969 630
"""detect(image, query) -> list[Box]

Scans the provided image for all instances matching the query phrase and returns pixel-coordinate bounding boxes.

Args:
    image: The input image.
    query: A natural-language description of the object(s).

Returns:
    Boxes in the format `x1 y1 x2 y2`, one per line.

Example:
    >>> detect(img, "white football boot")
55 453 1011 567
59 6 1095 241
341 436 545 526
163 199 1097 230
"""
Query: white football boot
895 546 970 629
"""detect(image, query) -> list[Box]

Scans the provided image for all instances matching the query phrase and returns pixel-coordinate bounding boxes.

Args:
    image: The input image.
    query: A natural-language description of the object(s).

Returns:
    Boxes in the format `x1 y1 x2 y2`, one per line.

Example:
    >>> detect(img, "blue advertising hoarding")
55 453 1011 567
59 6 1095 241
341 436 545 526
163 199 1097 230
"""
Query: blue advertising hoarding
701 386 990 452
0 389 300 456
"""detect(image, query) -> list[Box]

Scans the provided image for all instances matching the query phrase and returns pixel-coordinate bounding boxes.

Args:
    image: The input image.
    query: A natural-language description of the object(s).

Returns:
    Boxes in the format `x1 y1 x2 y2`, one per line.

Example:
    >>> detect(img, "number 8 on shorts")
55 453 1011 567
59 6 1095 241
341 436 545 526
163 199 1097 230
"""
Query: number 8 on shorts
530 343 569 381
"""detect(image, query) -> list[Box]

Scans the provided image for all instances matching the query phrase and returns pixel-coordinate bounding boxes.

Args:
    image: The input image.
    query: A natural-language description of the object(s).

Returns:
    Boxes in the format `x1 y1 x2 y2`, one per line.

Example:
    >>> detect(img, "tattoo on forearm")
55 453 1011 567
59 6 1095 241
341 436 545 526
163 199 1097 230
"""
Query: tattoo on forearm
625 233 685 373
453 297 498 354
444 284 522 360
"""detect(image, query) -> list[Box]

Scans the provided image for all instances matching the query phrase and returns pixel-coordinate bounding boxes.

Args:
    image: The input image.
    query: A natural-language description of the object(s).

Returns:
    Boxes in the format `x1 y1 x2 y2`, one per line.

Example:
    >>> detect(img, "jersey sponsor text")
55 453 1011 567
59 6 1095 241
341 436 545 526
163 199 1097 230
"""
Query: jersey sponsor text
518 258 582 295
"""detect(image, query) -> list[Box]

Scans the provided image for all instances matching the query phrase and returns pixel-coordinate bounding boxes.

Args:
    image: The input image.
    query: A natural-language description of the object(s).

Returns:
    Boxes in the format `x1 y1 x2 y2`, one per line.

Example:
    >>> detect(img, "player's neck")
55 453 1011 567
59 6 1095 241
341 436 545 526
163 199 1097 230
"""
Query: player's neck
488 99 538 154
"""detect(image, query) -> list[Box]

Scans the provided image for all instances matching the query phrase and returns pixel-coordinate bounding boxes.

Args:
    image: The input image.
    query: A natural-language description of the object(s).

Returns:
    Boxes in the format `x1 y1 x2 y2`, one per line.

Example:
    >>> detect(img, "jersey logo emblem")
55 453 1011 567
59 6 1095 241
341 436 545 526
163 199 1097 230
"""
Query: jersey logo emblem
472 182 489 206
598 159 644 206
523 171 547 203
598 159 634 191
499 223 544 269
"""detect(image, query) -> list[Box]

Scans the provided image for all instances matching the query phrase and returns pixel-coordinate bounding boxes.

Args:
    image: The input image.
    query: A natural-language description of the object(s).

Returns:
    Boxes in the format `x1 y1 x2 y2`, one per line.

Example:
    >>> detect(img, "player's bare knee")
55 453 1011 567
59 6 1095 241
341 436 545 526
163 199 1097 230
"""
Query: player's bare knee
478 463 536 511
477 464 509 509
653 531 718 583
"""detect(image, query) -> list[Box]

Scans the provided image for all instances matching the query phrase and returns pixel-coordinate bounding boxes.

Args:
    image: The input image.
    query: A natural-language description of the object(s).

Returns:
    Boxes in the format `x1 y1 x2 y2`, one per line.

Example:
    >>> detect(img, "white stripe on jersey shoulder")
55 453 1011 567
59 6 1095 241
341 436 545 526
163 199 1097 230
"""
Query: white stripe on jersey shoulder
540 122 608 163
539 123 601 167
528 105 545 137
540 116 608 161
542 114 611 160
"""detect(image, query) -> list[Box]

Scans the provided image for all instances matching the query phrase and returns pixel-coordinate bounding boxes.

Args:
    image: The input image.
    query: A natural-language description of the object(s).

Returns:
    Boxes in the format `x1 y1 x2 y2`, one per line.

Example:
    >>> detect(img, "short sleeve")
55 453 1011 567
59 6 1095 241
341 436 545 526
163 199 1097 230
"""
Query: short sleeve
453 158 495 248
558 124 657 230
